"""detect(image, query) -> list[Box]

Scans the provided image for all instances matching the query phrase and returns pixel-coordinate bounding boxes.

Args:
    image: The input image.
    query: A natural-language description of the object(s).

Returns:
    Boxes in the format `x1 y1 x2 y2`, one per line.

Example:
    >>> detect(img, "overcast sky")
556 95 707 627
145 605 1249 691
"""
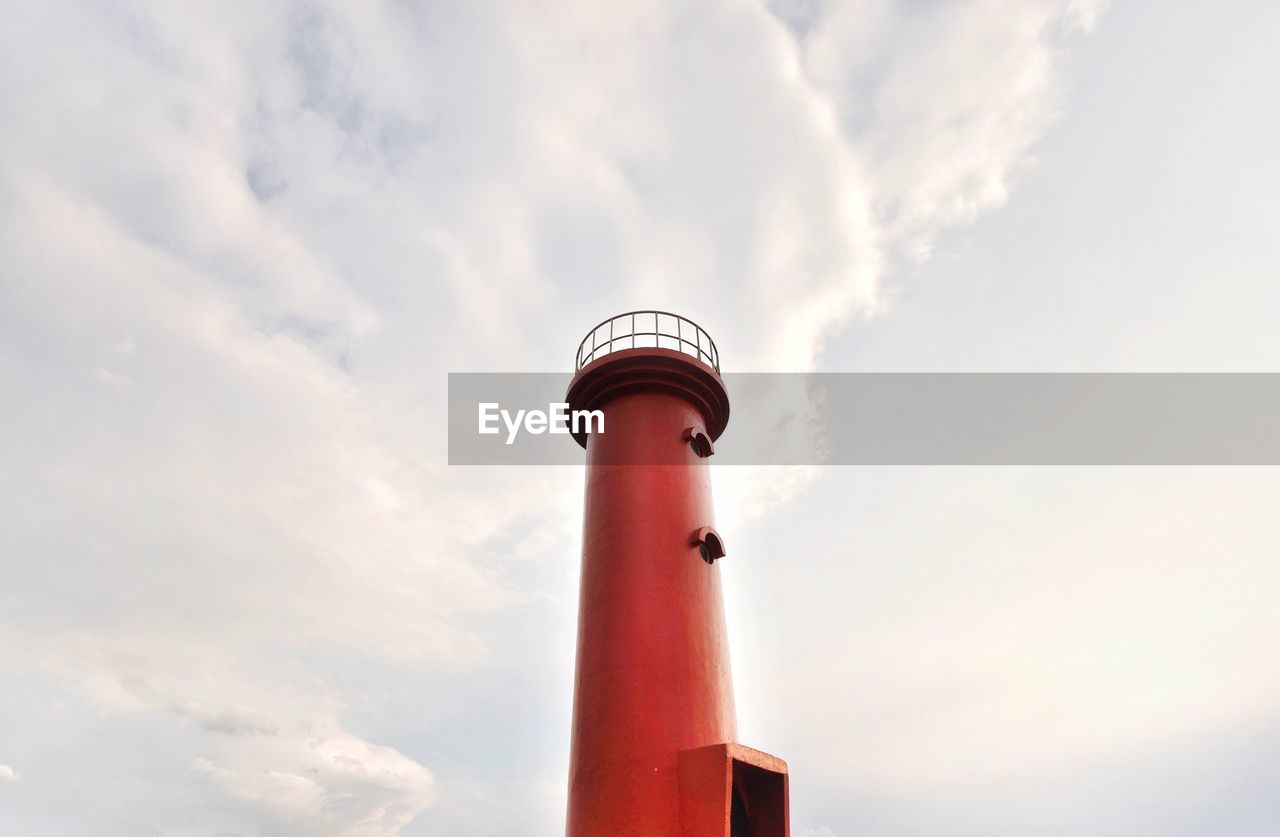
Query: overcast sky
3 1 1279 835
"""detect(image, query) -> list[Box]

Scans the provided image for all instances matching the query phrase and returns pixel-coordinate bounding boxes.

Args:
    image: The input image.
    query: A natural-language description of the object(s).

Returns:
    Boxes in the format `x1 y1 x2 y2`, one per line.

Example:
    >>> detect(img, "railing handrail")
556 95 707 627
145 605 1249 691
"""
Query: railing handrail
575 310 720 373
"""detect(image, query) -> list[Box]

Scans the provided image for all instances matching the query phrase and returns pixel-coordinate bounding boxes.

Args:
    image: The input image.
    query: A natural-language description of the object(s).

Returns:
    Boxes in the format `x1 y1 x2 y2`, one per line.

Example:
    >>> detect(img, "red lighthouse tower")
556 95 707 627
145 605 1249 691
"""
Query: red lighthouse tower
564 312 789 837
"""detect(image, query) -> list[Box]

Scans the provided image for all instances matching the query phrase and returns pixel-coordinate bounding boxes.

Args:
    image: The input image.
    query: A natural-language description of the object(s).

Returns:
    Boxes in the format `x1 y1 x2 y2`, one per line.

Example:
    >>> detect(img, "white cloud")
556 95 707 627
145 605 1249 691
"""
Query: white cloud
190 716 435 837
0 765 20 782
1063 0 1110 32
791 0 1101 270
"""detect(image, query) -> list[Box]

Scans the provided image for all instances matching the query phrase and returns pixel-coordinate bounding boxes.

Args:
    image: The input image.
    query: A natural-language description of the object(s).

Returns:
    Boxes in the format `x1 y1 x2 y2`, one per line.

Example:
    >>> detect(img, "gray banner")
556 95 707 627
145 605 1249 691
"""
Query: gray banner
448 373 1280 465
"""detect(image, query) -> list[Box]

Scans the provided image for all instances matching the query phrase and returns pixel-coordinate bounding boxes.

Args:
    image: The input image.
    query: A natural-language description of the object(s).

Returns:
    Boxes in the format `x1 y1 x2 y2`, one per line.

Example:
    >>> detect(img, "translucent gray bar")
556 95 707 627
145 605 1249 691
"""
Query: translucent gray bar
448 373 1280 465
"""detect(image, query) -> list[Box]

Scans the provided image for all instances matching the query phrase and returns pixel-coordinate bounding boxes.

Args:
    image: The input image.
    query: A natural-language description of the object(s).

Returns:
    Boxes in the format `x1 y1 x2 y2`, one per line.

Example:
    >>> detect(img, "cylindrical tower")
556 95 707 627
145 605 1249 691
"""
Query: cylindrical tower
564 312 788 837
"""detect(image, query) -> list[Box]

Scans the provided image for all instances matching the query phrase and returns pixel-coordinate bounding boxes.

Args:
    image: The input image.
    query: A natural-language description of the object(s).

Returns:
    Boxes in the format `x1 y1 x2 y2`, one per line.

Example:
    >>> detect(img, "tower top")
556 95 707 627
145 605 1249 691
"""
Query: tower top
566 311 729 449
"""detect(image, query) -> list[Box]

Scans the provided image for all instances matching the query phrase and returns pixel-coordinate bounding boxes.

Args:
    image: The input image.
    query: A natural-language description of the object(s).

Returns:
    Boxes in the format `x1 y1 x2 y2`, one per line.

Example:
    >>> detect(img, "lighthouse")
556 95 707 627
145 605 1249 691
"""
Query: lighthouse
564 311 789 836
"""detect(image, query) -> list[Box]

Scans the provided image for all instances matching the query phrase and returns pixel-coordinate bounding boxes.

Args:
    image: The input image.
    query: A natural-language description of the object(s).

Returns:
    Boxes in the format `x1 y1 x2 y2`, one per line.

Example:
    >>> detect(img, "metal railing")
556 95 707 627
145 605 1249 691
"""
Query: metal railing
575 311 720 372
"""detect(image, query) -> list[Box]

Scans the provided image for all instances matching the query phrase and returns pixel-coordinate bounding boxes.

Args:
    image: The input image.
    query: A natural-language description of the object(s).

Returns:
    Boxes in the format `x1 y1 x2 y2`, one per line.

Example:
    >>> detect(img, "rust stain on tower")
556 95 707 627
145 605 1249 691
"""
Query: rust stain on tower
564 311 790 836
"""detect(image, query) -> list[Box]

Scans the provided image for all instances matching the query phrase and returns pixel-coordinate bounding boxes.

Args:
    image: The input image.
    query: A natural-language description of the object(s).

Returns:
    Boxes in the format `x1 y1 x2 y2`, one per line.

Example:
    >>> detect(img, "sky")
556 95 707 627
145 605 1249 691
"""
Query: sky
2 1 1279 835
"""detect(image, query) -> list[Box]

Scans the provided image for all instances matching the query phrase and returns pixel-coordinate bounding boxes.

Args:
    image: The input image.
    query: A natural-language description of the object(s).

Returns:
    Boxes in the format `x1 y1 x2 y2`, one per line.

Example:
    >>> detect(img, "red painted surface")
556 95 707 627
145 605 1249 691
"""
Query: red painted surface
564 346 788 836
679 744 789 837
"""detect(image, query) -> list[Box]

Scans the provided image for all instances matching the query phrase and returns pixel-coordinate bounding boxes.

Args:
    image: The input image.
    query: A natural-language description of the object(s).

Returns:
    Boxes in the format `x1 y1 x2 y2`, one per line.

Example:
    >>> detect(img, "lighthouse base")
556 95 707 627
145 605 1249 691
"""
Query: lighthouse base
678 743 789 837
